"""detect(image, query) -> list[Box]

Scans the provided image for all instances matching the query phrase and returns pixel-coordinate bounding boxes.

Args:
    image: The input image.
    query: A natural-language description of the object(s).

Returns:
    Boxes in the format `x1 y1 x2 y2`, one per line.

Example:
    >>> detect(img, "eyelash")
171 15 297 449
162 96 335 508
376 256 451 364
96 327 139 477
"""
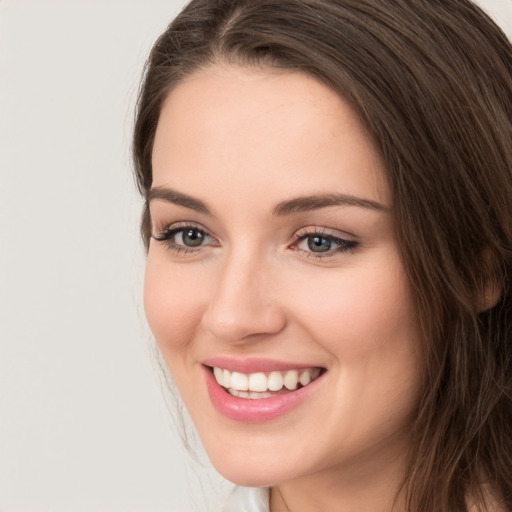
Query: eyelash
152 222 215 254
152 223 359 259
292 229 359 259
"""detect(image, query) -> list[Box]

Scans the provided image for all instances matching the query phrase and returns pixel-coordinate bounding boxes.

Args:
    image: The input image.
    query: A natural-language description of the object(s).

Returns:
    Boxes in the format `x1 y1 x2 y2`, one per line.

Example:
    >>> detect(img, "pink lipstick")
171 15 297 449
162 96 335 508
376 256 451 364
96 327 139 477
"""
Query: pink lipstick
202 361 326 423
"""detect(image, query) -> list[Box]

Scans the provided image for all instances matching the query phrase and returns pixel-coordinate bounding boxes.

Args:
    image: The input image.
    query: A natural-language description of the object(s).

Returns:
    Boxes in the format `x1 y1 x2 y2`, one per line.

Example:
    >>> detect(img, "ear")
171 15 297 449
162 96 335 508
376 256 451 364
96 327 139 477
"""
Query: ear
476 249 503 312
477 278 502 312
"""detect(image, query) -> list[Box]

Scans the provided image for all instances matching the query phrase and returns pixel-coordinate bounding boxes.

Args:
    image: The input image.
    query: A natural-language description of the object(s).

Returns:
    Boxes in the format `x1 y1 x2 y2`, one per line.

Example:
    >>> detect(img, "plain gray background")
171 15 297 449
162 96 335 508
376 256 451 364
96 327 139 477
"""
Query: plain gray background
1 1 511 511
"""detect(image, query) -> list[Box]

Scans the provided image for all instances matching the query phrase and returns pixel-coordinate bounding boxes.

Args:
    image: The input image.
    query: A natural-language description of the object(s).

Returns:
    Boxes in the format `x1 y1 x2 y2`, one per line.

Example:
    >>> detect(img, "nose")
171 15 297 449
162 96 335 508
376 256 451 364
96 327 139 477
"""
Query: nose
200 250 287 344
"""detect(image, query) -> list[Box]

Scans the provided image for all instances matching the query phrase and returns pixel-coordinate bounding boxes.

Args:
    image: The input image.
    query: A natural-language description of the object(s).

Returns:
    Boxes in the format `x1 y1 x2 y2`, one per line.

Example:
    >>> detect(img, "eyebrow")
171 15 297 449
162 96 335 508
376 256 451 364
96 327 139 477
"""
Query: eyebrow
148 186 211 215
273 193 388 215
148 186 388 216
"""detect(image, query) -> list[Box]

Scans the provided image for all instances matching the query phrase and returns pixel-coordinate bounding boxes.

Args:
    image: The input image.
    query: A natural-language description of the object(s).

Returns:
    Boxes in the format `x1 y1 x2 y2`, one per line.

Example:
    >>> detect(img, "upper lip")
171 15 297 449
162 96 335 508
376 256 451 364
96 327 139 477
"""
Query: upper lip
202 356 324 374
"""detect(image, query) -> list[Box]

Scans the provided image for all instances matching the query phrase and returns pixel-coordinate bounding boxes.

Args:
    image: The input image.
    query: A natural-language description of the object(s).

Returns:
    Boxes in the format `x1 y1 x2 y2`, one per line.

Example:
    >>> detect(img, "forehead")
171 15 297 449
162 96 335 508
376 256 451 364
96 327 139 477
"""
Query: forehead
151 65 389 210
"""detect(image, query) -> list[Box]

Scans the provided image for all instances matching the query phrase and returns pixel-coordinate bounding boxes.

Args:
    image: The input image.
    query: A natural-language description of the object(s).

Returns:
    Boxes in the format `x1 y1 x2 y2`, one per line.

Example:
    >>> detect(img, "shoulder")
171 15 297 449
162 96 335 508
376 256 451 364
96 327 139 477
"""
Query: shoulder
222 486 270 512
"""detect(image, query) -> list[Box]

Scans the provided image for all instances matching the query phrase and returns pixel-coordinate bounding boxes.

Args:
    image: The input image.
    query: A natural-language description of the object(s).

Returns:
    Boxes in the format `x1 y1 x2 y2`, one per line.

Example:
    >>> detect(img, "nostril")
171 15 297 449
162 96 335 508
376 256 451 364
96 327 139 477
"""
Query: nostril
201 306 287 344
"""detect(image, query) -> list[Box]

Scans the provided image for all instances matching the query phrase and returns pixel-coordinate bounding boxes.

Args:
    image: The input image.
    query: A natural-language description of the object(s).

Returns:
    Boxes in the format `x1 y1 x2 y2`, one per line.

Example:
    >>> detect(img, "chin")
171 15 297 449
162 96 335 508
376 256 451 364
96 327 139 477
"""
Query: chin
204 443 291 488
214 463 281 488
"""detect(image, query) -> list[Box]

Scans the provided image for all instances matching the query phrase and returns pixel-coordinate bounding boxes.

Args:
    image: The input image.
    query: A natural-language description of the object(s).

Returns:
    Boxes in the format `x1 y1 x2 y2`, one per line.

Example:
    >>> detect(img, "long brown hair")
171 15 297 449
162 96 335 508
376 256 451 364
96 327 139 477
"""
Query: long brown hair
133 1 512 510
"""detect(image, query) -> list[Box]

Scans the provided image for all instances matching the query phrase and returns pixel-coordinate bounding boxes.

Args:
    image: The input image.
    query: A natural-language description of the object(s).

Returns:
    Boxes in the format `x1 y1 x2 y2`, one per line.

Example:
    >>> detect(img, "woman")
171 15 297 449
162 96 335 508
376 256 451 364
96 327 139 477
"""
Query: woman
133 1 512 511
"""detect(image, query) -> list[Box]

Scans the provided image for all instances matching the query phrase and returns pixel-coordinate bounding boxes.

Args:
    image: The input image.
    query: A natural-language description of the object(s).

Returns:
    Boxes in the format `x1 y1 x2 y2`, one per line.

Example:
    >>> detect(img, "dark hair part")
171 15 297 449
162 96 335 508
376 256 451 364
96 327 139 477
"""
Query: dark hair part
133 1 512 510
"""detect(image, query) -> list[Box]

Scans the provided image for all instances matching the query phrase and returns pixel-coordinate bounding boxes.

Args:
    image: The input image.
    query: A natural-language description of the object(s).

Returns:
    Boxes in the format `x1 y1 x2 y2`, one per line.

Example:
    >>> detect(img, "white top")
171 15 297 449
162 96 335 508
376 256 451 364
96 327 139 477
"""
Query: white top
222 486 270 512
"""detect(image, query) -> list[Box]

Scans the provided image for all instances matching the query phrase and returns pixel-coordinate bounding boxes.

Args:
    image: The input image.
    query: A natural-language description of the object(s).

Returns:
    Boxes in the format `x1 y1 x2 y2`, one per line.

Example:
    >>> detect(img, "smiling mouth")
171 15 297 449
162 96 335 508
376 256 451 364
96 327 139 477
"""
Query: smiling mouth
209 366 326 399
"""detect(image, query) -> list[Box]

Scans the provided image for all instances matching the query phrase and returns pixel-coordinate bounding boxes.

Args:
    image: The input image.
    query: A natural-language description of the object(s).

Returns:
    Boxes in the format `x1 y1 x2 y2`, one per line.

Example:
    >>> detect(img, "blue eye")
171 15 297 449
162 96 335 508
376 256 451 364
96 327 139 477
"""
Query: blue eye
177 228 205 247
152 224 215 252
307 235 333 253
295 232 358 257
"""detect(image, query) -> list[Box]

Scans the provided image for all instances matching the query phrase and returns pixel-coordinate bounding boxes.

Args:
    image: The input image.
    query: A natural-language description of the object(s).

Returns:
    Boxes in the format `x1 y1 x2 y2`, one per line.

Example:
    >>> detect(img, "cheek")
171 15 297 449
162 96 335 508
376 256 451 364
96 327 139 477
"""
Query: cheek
285 262 421 447
283 255 421 401
290 267 414 347
143 256 207 356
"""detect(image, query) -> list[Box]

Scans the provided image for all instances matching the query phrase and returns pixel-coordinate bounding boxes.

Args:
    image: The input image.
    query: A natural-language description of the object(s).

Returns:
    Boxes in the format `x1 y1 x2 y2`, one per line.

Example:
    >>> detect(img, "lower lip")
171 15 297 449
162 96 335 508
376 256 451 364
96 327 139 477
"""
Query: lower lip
203 366 325 423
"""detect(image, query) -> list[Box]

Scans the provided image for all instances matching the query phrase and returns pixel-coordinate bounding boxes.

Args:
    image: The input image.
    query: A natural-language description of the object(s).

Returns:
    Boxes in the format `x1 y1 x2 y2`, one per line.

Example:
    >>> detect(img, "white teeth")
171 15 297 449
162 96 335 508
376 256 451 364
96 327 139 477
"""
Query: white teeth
228 389 273 399
248 372 268 392
299 369 311 386
213 366 223 384
267 371 283 391
283 369 299 390
230 371 249 391
222 369 230 388
212 366 322 395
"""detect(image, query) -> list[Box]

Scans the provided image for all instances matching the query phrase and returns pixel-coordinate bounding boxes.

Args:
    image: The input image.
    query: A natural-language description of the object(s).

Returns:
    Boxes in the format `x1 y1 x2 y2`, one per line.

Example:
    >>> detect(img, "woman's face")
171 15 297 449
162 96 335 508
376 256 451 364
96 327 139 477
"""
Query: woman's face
145 65 422 488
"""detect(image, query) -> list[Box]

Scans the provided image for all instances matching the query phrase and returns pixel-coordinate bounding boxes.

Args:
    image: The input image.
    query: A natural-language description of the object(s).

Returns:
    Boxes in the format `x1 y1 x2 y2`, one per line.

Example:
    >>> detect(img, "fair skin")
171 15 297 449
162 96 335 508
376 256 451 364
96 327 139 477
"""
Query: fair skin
145 65 423 512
